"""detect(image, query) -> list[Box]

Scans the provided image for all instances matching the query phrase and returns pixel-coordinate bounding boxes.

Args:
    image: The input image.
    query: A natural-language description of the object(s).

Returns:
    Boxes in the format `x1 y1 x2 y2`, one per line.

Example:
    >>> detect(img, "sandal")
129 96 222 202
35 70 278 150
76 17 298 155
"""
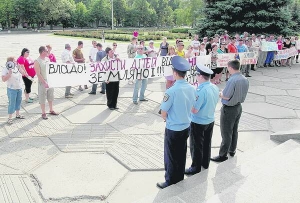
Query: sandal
26 99 33 103
42 113 48 120
7 118 13 125
16 115 25 119
49 110 59 115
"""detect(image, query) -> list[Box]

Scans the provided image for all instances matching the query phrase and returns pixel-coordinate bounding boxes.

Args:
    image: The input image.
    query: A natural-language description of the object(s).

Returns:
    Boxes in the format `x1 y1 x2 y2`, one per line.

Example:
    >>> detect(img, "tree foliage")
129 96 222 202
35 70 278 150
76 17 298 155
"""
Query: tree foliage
198 0 298 36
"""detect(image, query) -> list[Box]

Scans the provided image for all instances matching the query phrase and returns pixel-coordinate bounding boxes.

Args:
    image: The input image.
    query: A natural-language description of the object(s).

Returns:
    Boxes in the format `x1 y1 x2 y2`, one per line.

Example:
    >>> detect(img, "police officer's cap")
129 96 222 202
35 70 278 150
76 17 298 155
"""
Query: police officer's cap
196 63 213 77
171 56 190 72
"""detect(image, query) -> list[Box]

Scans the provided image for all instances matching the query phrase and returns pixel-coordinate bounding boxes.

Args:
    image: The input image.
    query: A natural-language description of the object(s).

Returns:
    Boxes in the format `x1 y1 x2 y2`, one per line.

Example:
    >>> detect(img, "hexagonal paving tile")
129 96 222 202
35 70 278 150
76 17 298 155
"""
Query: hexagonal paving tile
107 113 165 135
118 87 152 98
116 98 160 113
247 75 281 82
264 82 300 90
266 96 300 110
108 134 164 170
70 92 107 105
248 79 264 86
62 105 121 124
282 78 300 85
244 93 265 103
287 90 300 98
248 86 287 96
242 103 297 119
33 153 128 201
262 71 297 79
214 111 269 131
5 114 70 138
269 119 300 133
50 124 122 152
0 137 59 173
22 98 76 114
0 95 8 106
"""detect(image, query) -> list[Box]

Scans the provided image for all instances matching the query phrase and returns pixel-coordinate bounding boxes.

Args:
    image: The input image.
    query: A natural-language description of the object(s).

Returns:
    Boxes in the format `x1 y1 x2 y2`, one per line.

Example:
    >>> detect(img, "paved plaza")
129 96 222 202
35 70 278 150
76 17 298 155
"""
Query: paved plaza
0 33 300 202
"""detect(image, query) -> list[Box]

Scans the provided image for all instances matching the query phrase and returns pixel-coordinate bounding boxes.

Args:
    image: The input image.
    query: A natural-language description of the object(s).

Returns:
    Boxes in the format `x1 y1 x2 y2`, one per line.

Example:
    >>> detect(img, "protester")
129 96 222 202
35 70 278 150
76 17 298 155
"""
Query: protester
185 64 219 175
165 45 176 89
112 42 119 58
191 34 201 56
17 48 35 103
264 35 275 67
176 40 185 57
147 40 157 57
157 56 196 189
185 45 194 58
237 39 251 77
102 47 119 110
140 40 148 55
211 60 249 162
226 37 238 81
133 45 148 104
199 42 207 56
282 37 292 67
275 35 283 66
215 42 228 83
34 46 59 120
89 43 106 95
88 40 98 63
257 35 268 68
210 44 219 84
61 44 75 98
73 41 87 91
127 37 137 85
46 45 56 62
158 37 169 56
205 37 213 55
2 57 26 124
296 36 300 63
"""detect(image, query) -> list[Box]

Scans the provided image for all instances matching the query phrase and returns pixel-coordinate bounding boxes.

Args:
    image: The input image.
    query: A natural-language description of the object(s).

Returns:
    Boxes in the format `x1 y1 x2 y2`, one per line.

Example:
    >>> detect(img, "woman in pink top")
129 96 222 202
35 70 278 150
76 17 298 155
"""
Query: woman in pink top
17 48 36 103
46 45 57 62
275 36 283 66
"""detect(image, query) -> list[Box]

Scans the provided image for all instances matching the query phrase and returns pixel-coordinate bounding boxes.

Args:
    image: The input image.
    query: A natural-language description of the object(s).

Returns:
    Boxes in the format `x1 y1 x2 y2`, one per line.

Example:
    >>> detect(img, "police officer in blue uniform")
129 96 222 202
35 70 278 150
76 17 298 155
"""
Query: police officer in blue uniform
157 56 196 189
185 64 219 175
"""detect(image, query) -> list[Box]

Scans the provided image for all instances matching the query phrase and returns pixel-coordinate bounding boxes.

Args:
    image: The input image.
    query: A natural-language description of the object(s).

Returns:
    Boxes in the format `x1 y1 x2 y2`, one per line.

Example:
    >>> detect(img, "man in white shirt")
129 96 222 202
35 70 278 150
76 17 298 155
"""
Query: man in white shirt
62 44 75 98
89 40 98 62
191 35 201 56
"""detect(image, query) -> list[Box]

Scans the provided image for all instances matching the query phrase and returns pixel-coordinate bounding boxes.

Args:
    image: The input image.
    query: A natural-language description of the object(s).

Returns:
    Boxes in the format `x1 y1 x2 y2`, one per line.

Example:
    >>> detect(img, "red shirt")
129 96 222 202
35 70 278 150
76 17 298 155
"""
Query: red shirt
277 40 283 50
17 56 36 77
227 43 237 53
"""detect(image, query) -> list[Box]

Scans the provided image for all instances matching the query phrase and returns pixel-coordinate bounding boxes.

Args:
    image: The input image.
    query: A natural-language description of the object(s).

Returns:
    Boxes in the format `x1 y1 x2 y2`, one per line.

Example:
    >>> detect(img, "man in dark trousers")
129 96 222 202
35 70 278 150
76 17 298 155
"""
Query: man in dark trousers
101 47 119 110
185 64 219 175
157 56 196 189
211 60 249 162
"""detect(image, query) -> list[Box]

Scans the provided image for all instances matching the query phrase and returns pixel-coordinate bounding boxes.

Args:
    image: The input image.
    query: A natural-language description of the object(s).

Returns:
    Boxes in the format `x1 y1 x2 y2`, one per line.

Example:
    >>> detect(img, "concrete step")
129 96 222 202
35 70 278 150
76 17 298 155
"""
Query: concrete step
157 139 299 203
205 145 300 203
134 140 279 203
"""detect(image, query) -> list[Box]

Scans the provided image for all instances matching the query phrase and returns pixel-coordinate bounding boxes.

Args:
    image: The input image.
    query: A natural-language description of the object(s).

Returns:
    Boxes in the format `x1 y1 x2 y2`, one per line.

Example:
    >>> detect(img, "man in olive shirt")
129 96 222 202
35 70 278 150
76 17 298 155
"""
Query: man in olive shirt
73 41 88 91
211 60 249 162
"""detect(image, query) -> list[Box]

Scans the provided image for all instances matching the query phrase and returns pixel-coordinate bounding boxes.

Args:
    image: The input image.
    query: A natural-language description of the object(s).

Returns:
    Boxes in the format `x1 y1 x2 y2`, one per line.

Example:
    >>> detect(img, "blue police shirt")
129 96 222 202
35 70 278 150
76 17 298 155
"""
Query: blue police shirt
160 79 196 131
192 81 219 125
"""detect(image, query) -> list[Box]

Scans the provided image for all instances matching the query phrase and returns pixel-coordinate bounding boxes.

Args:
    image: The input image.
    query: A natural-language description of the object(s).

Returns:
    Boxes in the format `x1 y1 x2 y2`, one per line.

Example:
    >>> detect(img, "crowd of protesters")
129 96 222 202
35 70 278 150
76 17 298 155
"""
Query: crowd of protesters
2 31 300 125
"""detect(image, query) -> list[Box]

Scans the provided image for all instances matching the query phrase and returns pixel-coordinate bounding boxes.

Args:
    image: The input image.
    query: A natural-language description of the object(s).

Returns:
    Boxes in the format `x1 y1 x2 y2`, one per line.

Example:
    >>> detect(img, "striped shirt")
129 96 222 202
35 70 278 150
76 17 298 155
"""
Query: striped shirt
222 72 249 106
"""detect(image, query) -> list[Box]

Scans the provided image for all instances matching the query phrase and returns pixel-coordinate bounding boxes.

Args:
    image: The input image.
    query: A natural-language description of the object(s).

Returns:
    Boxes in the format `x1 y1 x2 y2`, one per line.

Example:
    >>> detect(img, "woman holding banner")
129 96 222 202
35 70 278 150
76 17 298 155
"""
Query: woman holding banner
282 38 292 67
102 47 119 110
17 48 35 103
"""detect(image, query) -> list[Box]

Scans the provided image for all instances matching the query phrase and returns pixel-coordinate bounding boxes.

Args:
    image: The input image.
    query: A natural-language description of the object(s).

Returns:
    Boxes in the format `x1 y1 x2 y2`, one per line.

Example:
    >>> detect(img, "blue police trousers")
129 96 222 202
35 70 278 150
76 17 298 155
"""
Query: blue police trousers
164 127 189 185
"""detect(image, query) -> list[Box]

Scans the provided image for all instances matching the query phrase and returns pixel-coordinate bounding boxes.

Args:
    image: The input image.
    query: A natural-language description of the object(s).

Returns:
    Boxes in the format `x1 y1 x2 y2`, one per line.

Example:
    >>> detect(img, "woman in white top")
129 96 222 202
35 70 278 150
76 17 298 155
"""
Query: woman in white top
1 57 27 124
147 40 157 57
185 45 194 58
199 43 207 56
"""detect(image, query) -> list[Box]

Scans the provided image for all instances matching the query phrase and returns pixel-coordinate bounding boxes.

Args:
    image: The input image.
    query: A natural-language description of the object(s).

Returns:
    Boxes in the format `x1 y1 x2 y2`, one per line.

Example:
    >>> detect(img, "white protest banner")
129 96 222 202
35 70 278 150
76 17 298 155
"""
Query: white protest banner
186 55 211 86
296 40 300 50
239 52 258 65
217 53 236 67
274 47 298 60
261 42 278 51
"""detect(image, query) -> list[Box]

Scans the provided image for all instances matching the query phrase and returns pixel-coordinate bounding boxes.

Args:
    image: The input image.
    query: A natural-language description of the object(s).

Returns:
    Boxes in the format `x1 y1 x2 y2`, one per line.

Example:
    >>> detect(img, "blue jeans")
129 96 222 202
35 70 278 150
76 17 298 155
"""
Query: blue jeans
133 79 147 102
7 88 22 114
91 83 106 93
265 51 274 64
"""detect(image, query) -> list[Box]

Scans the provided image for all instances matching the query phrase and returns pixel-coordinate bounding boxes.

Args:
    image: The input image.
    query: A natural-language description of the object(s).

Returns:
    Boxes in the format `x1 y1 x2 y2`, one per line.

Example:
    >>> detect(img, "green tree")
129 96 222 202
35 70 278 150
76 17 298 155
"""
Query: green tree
130 0 156 27
16 0 43 28
199 0 294 36
74 2 89 28
41 0 76 30
113 0 127 26
0 0 13 28
88 0 111 27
